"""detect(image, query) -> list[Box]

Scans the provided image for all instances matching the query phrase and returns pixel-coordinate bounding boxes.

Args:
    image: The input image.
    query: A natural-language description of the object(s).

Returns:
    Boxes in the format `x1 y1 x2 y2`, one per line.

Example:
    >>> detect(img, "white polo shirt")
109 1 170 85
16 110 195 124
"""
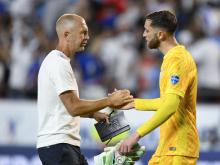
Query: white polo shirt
37 50 80 148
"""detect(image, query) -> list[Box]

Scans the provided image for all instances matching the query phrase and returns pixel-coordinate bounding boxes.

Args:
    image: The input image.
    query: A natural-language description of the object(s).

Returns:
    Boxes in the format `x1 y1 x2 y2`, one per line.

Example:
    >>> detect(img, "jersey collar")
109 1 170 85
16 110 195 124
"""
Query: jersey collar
164 45 184 59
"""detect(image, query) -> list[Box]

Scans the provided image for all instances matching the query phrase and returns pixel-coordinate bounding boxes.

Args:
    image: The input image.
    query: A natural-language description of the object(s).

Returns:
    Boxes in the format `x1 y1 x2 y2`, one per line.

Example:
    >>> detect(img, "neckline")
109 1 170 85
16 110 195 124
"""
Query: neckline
54 49 71 61
164 45 184 59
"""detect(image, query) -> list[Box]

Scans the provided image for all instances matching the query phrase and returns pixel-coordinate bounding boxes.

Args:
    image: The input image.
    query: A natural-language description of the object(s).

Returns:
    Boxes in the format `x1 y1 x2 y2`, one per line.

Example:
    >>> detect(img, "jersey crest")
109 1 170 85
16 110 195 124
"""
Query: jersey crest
171 75 179 85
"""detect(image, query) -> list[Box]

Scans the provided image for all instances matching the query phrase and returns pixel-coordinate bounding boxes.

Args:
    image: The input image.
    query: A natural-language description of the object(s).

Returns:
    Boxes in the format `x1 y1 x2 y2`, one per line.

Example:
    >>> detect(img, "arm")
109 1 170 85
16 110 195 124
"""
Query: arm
81 112 110 123
118 98 161 110
136 93 180 136
134 98 161 111
59 90 133 117
119 93 181 153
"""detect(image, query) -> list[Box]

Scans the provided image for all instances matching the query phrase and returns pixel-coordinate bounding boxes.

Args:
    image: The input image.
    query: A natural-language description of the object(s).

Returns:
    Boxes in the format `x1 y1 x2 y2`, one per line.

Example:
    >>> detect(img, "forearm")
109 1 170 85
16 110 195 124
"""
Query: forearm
60 90 133 117
80 111 101 119
71 98 109 116
80 112 94 118
134 98 161 111
136 94 180 137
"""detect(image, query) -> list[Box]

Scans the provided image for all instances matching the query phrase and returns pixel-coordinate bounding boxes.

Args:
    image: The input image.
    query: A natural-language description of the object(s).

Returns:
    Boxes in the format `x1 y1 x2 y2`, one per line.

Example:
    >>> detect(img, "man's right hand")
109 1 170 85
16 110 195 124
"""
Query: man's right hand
107 89 133 108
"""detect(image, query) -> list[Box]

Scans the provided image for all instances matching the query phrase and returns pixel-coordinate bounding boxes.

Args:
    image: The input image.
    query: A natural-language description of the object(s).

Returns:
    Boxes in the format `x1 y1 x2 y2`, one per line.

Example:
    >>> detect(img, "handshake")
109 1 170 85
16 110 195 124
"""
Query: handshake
107 89 134 110
94 142 146 165
92 89 134 123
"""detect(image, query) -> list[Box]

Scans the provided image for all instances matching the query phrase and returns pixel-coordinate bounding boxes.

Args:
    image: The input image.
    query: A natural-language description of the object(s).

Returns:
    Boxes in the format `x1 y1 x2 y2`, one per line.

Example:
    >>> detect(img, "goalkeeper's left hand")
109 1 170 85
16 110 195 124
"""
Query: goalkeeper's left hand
119 132 141 154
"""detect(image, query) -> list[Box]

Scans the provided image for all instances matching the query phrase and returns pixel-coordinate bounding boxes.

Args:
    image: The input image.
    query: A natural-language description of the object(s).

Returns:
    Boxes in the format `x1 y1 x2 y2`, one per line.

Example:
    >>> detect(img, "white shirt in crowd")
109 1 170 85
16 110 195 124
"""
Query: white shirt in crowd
9 19 38 91
189 38 220 89
37 50 80 148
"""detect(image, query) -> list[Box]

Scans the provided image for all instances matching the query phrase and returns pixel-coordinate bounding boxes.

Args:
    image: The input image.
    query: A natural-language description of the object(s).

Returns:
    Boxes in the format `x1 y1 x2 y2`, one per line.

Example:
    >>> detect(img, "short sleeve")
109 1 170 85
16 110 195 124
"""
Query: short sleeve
164 57 190 98
50 60 78 95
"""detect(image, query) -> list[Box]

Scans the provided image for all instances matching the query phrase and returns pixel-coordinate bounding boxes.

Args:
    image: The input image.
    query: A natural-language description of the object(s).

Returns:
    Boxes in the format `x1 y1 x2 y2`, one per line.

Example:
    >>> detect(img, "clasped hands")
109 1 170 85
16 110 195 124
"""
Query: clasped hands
91 89 134 123
107 89 134 109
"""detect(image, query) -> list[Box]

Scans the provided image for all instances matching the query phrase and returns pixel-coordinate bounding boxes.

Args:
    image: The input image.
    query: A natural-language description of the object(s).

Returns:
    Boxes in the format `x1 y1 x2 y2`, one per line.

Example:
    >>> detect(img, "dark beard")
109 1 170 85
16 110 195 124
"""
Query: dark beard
148 34 160 49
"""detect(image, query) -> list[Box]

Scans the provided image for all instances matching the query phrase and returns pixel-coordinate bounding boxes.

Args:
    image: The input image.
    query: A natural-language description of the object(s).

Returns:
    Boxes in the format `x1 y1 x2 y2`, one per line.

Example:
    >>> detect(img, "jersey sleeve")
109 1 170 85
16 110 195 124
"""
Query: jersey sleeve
164 57 190 98
50 60 78 95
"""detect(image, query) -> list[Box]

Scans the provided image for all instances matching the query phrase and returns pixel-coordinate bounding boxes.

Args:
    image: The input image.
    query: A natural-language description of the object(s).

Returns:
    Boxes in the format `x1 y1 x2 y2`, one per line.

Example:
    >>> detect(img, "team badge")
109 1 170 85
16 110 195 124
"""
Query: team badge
171 75 179 85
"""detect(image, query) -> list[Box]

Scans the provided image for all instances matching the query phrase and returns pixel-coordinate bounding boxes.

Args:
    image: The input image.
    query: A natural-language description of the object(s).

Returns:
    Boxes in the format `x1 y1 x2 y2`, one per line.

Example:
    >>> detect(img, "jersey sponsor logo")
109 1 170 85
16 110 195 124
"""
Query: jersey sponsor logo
171 75 179 85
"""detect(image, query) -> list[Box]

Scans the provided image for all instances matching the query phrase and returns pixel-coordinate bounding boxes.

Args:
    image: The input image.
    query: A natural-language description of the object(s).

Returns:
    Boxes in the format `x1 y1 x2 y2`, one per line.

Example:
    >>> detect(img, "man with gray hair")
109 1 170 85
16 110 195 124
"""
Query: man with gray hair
37 13 133 165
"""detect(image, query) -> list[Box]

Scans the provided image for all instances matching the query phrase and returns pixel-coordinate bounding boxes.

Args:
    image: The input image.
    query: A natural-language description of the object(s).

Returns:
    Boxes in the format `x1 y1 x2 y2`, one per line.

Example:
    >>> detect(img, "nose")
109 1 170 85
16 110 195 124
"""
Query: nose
86 34 90 40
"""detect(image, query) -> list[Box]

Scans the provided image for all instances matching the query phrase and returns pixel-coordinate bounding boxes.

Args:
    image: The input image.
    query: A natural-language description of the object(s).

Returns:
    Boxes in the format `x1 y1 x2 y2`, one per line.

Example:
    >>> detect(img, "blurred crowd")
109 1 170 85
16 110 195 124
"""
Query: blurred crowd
0 0 220 103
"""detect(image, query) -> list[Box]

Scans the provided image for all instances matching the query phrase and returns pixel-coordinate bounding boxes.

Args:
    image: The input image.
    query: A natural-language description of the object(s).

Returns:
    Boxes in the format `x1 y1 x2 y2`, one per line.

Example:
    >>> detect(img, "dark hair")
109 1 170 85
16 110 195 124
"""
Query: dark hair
146 10 177 34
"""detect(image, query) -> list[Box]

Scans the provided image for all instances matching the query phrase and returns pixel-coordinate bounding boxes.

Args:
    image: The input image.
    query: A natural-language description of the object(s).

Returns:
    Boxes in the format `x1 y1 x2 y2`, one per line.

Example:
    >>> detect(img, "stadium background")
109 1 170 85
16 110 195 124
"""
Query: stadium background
0 0 220 164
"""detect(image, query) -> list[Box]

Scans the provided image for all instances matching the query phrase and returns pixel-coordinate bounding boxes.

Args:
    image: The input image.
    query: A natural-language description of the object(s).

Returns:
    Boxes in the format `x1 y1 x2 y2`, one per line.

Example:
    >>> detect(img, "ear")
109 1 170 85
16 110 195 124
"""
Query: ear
64 31 70 41
157 31 166 41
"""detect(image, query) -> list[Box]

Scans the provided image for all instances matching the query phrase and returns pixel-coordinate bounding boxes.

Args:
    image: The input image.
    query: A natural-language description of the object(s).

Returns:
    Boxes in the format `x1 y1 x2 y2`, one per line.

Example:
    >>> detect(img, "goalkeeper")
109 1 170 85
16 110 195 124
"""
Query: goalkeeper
118 11 199 165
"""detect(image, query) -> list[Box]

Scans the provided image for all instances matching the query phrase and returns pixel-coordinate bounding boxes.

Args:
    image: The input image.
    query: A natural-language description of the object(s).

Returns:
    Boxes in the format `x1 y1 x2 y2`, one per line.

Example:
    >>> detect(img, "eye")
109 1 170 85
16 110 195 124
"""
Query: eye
81 30 88 35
